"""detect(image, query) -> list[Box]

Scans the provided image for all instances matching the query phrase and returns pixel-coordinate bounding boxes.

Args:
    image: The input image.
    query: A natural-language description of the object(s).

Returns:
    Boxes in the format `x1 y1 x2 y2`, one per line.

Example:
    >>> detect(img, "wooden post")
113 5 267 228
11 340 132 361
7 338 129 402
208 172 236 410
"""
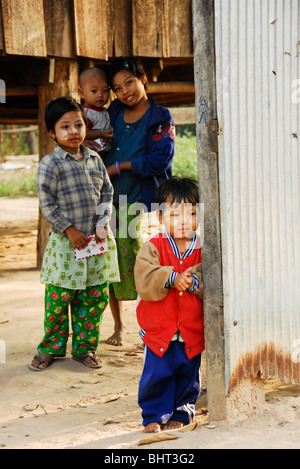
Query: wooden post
192 0 226 421
37 59 80 268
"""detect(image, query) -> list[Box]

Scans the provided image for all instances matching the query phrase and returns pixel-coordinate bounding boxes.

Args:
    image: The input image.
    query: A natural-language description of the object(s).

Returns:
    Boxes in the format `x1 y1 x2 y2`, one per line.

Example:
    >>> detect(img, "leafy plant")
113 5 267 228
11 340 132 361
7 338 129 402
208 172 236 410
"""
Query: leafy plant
0 134 198 198
173 133 198 180
0 170 37 197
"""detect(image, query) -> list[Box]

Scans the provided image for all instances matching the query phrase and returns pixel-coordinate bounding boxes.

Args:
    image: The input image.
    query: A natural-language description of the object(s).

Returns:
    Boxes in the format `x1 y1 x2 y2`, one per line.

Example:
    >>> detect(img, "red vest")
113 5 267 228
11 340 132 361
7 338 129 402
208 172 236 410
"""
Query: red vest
137 233 204 359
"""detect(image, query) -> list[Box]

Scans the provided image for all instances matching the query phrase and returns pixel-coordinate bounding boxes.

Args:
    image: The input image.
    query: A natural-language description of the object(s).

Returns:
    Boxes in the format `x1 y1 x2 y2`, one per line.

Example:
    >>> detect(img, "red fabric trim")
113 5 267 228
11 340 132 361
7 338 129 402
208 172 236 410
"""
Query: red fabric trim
83 105 106 112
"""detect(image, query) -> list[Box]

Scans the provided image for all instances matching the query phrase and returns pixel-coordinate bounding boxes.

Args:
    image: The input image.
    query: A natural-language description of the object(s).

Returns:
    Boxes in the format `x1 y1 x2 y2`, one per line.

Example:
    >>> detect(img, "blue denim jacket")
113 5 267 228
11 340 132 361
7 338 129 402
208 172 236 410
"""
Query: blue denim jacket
108 96 175 211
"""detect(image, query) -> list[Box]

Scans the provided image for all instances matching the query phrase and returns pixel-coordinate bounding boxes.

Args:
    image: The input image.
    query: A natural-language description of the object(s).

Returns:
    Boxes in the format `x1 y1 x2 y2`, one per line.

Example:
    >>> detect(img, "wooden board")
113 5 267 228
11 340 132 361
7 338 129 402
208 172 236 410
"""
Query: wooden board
44 0 75 58
1 0 47 56
107 0 132 57
168 106 195 125
0 2 4 51
73 0 108 60
169 0 193 57
132 0 169 57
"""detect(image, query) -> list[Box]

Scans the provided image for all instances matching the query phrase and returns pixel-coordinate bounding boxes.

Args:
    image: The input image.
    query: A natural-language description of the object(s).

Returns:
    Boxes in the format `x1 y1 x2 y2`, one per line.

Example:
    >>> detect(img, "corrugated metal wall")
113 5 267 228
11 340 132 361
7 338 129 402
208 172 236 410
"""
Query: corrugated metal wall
214 0 300 394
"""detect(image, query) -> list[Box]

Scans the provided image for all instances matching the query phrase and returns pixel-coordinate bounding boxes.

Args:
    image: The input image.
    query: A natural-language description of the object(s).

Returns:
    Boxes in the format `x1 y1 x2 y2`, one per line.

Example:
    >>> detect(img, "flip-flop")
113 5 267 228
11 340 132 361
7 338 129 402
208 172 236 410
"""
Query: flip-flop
72 353 103 369
28 354 54 372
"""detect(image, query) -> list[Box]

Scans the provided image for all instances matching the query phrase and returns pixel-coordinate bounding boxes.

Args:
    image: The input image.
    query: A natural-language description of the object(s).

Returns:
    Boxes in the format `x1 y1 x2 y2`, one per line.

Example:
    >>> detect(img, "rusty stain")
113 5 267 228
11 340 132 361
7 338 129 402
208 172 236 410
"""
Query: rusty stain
209 120 219 153
229 343 300 394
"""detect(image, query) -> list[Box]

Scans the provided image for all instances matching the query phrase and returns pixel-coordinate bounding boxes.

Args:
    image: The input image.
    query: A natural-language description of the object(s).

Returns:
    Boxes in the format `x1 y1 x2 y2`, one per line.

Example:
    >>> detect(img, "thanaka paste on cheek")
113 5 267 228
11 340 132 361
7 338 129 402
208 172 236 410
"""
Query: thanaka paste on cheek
59 129 69 141
51 112 86 151
77 125 85 140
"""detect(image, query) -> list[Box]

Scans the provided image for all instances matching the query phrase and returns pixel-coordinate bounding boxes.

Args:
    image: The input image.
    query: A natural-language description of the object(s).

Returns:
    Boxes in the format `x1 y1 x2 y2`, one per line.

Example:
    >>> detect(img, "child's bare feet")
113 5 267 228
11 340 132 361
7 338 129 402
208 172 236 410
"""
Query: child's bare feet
143 422 162 433
106 325 126 346
164 420 185 430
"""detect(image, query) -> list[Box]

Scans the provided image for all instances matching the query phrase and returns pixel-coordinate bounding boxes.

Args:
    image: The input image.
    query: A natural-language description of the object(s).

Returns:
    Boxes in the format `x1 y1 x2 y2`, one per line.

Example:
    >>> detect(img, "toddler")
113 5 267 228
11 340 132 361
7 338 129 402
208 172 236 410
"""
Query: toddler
79 67 113 153
134 177 204 433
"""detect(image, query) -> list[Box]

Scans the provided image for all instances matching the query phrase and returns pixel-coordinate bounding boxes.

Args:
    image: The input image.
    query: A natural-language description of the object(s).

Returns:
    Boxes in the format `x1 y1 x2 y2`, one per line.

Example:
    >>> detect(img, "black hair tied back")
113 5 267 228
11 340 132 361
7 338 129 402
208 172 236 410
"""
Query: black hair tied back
107 57 146 88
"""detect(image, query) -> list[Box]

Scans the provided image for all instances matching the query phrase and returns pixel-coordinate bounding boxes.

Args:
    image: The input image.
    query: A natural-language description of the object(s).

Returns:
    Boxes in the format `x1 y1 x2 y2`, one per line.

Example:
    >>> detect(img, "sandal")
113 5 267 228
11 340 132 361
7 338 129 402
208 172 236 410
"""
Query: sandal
72 353 102 369
28 354 54 372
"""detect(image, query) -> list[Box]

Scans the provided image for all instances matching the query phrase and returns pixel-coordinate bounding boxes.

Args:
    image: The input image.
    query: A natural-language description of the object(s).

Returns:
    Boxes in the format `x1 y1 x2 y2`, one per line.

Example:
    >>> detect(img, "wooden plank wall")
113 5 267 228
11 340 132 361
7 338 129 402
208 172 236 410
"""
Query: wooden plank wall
108 0 132 57
132 0 193 58
73 0 108 59
1 0 47 57
44 0 75 58
0 0 192 59
132 0 169 57
169 0 193 57
0 1 4 51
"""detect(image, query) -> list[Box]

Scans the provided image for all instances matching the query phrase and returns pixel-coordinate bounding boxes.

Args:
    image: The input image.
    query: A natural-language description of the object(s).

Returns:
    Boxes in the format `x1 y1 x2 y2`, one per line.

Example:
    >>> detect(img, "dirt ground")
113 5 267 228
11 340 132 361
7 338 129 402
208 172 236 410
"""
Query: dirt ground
0 195 300 451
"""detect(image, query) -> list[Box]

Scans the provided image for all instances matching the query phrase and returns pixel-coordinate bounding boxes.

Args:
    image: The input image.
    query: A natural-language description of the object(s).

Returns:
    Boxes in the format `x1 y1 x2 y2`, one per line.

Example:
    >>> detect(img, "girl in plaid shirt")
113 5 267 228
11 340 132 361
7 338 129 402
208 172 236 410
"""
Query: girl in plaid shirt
28 97 119 371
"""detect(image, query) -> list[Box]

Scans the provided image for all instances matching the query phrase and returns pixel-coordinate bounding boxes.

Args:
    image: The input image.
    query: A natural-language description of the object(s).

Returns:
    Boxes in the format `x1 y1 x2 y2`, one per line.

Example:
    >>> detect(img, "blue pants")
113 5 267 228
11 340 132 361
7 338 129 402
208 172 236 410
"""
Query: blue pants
138 341 202 426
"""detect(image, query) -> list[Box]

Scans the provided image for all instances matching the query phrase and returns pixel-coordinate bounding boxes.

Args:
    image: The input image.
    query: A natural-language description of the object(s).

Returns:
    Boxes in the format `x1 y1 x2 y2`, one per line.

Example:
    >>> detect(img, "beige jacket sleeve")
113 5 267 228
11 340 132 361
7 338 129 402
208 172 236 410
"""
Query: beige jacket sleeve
134 241 174 302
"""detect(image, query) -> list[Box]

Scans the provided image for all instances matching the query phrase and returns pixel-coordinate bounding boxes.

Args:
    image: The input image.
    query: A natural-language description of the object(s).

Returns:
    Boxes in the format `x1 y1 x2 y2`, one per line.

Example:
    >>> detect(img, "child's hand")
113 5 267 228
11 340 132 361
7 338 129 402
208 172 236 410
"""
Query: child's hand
101 130 114 140
95 226 108 243
106 161 132 177
83 139 103 153
174 267 193 291
65 226 89 250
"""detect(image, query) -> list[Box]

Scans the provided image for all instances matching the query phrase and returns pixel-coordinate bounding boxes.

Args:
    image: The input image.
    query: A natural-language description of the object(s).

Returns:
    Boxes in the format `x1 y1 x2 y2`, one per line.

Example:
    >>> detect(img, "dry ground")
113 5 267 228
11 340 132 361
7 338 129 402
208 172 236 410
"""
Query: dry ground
0 196 299 450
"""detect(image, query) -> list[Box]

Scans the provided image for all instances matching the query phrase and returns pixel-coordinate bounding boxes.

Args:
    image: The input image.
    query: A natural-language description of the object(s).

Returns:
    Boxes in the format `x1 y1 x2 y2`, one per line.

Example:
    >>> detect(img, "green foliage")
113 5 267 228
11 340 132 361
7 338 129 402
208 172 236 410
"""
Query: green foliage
0 170 37 197
0 125 39 160
0 134 198 198
173 132 198 180
176 124 196 137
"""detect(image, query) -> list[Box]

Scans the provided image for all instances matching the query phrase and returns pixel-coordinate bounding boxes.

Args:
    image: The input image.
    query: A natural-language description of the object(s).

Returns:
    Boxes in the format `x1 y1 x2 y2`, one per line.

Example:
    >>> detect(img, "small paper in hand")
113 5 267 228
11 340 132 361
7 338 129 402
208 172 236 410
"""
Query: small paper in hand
74 234 108 260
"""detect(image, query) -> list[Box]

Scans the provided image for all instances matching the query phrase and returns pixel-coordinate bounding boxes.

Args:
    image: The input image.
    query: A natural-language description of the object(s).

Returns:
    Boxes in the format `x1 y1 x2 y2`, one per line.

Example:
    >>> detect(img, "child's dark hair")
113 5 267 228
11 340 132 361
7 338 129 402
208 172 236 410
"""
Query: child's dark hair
45 96 87 132
107 56 146 88
156 176 199 206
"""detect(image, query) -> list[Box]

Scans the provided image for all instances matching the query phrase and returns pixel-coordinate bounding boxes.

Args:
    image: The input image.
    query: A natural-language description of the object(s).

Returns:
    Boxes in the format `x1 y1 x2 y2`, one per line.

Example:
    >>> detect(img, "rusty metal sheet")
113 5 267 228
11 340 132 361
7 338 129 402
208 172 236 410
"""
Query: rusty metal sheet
214 0 300 393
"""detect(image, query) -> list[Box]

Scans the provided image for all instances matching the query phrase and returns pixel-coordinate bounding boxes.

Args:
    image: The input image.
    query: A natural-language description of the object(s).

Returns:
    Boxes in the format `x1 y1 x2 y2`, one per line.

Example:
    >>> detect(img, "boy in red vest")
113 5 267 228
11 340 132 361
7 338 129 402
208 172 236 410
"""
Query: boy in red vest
134 177 204 433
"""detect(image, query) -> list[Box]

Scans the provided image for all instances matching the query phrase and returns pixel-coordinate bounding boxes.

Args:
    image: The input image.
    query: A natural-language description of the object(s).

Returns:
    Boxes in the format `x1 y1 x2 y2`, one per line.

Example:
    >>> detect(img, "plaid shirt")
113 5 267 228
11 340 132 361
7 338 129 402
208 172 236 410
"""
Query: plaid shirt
37 145 113 236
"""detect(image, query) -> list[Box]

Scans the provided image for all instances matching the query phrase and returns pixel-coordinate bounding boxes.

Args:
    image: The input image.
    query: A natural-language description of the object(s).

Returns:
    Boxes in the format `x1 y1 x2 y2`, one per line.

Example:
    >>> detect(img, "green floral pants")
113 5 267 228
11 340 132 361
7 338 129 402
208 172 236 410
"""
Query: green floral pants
111 203 143 301
37 283 109 357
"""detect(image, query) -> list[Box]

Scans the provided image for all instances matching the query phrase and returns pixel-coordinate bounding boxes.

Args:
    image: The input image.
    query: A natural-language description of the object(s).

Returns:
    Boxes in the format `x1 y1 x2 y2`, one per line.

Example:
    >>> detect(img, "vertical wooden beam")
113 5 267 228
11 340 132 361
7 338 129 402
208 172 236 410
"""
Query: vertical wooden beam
192 0 226 422
37 59 80 268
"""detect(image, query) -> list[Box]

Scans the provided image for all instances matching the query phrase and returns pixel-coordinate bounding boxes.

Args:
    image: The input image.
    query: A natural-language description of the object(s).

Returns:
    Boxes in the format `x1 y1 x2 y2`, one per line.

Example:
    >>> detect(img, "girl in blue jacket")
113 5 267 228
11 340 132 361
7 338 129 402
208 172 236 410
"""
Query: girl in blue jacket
104 57 175 346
